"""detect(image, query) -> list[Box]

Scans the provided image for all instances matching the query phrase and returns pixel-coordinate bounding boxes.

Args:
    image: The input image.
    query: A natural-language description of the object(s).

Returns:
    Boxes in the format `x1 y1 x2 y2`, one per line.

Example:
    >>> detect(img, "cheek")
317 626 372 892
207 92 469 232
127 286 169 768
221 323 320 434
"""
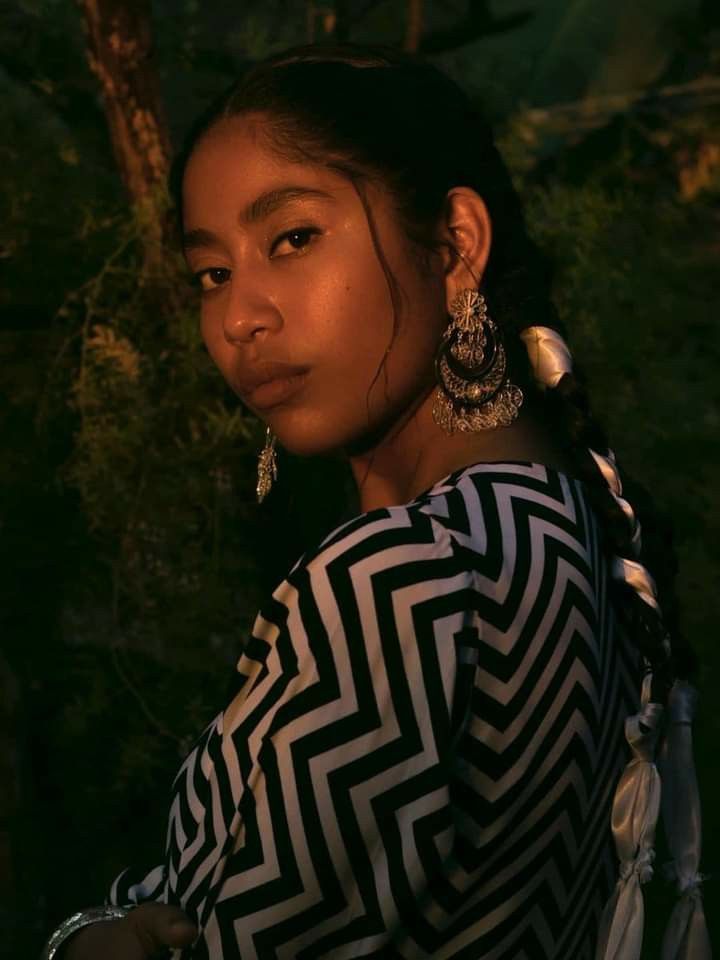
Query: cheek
289 253 392 363
320 256 444 405
374 279 446 387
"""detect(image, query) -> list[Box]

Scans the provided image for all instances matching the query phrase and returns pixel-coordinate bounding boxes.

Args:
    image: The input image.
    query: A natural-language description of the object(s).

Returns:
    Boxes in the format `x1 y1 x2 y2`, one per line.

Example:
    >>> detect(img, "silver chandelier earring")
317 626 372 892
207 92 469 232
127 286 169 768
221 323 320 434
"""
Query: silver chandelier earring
432 288 524 434
256 426 278 503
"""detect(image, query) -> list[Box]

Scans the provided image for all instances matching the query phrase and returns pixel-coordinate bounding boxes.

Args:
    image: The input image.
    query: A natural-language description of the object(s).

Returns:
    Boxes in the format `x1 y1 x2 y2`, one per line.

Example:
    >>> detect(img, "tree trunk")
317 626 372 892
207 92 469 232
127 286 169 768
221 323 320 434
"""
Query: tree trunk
76 0 171 250
404 0 423 53
306 2 339 43
304 0 352 42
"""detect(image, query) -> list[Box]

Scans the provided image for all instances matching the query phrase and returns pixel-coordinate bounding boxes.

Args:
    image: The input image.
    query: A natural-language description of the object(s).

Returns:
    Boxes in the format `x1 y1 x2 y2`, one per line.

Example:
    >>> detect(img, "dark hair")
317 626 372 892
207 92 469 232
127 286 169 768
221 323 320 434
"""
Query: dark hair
171 42 696 701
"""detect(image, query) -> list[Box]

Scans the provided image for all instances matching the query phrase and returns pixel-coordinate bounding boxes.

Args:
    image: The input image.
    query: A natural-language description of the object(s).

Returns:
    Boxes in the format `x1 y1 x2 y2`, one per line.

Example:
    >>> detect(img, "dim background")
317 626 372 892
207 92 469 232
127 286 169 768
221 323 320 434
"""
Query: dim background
1 1 718 956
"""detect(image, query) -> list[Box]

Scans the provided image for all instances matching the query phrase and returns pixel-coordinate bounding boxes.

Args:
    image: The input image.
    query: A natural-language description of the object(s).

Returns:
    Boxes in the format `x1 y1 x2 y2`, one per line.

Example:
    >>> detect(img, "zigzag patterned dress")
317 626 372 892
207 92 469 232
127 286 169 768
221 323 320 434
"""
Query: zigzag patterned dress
109 461 640 959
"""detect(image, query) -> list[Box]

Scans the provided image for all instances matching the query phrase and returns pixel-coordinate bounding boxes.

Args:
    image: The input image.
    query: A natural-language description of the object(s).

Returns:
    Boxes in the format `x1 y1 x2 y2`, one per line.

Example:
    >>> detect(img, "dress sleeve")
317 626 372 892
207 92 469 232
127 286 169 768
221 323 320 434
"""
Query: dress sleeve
104 705 226 910
107 863 168 907
166 505 478 958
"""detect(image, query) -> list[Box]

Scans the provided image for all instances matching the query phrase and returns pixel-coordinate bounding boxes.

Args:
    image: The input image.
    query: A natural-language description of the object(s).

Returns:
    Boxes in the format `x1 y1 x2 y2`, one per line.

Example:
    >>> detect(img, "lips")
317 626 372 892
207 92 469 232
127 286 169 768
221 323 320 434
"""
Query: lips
236 361 310 394
236 361 310 410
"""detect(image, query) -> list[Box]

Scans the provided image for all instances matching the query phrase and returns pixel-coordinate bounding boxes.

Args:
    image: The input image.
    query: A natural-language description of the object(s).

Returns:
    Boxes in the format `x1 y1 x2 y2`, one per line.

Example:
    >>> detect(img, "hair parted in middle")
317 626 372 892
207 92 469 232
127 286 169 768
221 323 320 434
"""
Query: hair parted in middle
171 42 696 702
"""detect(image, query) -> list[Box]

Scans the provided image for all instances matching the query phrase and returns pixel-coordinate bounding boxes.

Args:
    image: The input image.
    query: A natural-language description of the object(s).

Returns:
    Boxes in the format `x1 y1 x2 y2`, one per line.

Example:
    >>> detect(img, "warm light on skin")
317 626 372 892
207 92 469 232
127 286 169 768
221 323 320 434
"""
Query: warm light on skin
182 113 568 510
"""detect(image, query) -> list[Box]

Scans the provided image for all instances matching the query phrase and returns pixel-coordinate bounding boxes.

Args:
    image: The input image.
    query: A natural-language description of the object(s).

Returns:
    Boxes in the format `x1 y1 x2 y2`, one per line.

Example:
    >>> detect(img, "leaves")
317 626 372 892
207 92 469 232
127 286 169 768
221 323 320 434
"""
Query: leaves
86 323 142 382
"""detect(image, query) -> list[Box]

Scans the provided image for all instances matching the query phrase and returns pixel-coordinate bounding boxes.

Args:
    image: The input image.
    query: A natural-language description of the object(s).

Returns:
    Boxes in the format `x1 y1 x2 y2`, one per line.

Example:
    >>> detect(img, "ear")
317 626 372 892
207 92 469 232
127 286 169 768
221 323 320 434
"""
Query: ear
434 187 492 312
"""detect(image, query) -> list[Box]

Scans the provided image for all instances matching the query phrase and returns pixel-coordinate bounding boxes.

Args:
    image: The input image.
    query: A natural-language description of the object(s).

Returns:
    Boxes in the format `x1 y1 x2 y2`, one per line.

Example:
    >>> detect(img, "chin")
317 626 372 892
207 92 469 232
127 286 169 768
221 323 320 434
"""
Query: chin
270 415 346 459
274 407 389 459
275 414 398 461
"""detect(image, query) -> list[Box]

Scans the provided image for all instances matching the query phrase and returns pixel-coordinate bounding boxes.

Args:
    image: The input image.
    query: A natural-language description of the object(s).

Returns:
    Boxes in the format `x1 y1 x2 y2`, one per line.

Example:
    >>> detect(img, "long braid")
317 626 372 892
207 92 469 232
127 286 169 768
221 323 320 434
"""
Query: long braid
485 221 708 953
465 146 690 692
537 364 679 700
481 202 693 703
514 322 711 956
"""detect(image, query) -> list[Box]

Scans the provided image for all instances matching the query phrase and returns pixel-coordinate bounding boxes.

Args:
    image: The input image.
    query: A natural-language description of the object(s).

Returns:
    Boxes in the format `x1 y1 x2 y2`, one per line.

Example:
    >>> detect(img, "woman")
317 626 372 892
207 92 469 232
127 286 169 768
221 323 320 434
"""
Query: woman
44 44 708 960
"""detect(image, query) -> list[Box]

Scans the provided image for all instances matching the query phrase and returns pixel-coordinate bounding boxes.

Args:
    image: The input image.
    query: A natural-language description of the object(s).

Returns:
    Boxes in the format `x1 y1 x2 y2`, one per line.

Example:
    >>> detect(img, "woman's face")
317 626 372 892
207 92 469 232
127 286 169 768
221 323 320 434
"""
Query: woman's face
182 114 448 457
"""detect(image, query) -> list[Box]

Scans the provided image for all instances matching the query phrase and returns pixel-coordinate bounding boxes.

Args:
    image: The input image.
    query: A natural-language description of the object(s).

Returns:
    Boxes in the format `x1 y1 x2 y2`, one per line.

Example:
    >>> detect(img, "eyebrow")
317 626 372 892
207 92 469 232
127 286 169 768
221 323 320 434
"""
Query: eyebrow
242 185 335 224
182 185 336 252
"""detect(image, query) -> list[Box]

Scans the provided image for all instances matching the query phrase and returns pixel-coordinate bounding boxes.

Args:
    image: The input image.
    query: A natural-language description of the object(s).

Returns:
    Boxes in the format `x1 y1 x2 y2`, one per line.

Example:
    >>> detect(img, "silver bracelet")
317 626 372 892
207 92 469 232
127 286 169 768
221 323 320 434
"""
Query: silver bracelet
40 905 129 960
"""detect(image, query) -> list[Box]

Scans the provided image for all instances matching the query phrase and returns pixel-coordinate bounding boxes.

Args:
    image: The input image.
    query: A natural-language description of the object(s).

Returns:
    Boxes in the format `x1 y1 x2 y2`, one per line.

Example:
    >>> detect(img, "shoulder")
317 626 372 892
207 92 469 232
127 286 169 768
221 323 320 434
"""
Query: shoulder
419 461 597 560
283 462 595 595
274 501 467 617
253 462 597 644
231 502 477 735
237 503 471 685
422 460 590 521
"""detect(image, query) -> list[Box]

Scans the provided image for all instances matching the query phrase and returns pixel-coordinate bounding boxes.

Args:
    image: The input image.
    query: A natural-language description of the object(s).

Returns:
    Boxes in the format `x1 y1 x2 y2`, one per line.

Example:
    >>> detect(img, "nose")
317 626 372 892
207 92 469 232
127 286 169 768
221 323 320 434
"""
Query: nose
222 282 282 345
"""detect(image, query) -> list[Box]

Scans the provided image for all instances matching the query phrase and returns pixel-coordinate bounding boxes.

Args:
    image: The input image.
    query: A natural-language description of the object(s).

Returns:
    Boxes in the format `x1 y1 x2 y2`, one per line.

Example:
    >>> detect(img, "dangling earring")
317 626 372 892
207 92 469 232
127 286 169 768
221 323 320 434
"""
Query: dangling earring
256 426 278 503
432 288 523 434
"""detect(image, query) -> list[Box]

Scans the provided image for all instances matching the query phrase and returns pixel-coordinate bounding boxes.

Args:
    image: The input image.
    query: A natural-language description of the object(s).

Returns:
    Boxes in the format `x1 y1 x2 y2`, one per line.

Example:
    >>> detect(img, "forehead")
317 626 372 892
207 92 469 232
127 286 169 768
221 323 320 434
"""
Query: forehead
182 115 352 220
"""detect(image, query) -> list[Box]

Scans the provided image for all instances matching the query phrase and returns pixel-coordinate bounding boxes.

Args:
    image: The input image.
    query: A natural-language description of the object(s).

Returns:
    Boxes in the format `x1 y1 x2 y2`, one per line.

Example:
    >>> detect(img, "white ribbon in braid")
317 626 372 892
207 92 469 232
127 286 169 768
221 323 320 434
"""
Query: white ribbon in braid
519 325 711 960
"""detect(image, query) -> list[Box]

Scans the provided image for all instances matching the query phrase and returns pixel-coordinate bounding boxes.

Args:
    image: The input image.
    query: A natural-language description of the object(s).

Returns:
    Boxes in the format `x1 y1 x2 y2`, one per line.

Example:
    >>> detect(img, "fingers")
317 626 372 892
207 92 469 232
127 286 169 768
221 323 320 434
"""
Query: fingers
127 902 199 952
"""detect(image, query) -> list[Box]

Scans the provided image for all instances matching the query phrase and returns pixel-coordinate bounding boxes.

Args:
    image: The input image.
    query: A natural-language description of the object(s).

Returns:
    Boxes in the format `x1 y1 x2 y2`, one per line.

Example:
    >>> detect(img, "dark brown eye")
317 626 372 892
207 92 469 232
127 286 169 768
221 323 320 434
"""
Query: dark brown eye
270 227 321 257
195 267 231 292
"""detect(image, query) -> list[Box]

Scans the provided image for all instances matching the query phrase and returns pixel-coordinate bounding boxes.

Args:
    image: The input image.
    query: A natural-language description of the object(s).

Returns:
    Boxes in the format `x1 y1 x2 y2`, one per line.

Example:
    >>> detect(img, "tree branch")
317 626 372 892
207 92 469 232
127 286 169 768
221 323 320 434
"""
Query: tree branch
404 0 423 52
521 77 720 132
420 0 534 55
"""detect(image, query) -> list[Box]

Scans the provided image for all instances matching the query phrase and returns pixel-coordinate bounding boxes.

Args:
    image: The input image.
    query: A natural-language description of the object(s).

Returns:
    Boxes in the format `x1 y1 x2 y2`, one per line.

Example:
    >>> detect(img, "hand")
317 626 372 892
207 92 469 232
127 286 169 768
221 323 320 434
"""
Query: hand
63 903 198 959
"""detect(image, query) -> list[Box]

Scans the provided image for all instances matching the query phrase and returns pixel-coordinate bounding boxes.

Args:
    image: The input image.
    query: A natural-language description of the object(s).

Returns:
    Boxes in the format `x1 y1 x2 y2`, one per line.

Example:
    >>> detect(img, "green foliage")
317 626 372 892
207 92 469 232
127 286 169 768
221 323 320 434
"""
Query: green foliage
8 208 283 944
45 206 271 728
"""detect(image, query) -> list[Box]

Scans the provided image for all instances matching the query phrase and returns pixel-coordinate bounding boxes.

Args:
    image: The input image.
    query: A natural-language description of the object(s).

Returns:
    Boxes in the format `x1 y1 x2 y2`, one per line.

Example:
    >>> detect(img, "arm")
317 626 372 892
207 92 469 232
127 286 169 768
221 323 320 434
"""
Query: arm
174 506 473 957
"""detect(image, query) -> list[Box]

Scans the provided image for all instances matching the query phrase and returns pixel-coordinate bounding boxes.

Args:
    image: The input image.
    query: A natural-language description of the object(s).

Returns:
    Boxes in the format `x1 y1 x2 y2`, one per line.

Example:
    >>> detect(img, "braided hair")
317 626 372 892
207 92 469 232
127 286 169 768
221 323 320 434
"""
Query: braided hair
170 42 697 705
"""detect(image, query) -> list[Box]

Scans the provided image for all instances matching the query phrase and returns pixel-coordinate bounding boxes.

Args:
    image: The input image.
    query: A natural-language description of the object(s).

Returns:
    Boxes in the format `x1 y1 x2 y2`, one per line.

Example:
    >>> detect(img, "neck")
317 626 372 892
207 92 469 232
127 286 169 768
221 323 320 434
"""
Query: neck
345 385 566 513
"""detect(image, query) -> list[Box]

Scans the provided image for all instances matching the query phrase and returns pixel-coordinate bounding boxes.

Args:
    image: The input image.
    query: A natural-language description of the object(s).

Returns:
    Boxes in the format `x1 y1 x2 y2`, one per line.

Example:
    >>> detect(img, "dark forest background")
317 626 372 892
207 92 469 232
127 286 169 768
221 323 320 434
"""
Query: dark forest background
1 1 718 957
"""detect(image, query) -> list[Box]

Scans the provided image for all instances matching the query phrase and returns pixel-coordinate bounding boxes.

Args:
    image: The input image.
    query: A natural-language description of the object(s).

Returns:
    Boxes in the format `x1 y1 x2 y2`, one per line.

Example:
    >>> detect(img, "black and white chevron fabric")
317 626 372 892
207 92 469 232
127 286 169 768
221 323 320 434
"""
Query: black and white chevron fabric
109 462 640 959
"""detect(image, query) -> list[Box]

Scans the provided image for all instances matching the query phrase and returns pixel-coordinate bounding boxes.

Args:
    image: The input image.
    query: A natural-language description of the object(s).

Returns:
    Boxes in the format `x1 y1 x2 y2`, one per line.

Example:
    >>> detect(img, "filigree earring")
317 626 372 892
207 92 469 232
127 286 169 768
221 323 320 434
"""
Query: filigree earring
256 427 278 503
432 288 523 434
